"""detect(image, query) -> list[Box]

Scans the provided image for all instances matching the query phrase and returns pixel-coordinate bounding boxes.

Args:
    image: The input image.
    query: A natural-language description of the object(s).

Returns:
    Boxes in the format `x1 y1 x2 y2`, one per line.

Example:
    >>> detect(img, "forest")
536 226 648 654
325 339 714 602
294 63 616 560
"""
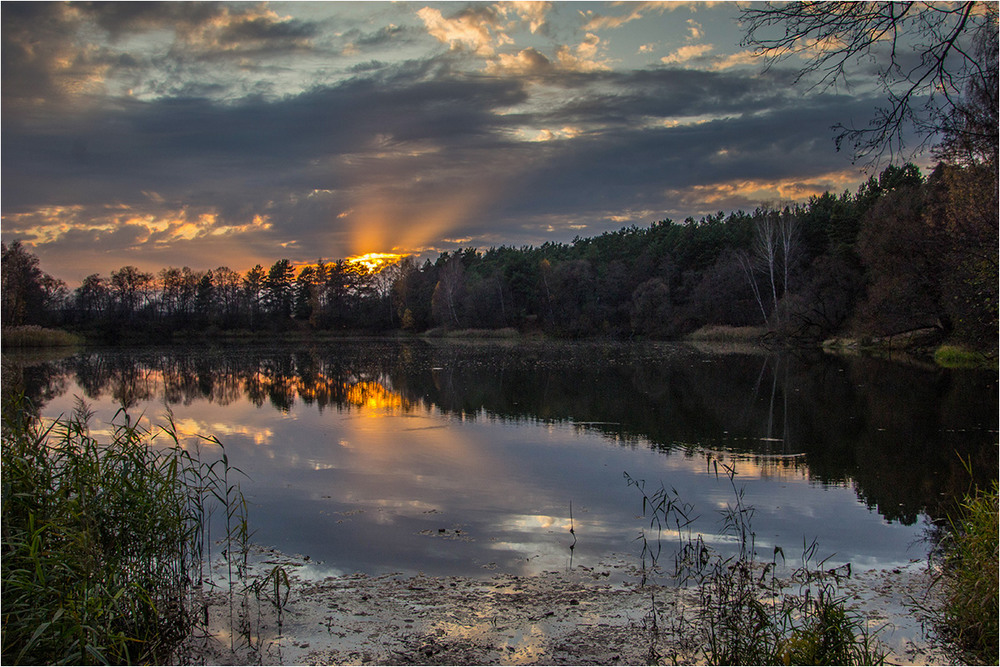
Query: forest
2 158 997 352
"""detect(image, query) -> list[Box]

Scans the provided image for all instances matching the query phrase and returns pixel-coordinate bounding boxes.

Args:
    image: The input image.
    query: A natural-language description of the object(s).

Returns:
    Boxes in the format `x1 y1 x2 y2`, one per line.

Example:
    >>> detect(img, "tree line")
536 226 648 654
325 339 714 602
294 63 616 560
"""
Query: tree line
2 158 996 350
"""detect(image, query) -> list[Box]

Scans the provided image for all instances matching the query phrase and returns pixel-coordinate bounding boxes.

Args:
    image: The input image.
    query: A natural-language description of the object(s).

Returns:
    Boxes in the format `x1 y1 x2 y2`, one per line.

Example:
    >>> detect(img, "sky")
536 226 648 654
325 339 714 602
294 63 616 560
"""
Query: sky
2 1 918 285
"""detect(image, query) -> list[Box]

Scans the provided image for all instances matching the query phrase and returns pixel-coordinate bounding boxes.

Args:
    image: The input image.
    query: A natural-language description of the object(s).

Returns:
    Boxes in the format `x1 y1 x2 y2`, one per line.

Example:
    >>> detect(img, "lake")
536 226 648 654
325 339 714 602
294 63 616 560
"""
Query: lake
5 339 997 581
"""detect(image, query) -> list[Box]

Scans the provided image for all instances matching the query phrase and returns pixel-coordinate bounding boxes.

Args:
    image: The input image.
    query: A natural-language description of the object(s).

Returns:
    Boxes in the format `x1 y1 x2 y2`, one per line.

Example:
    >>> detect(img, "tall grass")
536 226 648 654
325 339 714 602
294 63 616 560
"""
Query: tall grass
1 396 248 664
2 326 83 348
938 478 999 663
627 463 886 665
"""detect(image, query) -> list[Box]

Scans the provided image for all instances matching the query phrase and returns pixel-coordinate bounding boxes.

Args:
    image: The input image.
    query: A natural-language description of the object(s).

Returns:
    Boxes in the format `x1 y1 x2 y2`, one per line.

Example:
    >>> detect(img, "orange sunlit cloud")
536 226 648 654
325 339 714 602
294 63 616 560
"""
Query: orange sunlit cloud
344 185 501 257
664 170 860 209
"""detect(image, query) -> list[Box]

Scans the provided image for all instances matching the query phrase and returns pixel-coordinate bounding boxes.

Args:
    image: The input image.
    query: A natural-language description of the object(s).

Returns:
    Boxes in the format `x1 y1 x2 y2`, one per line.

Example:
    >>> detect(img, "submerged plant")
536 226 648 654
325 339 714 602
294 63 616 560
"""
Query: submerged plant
1 396 251 665
627 462 887 665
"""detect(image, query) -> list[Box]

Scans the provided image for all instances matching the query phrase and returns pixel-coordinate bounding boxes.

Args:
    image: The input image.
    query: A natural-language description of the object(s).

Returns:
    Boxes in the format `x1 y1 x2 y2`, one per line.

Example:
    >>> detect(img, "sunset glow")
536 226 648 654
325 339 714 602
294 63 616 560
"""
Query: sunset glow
1 2 941 283
345 253 406 273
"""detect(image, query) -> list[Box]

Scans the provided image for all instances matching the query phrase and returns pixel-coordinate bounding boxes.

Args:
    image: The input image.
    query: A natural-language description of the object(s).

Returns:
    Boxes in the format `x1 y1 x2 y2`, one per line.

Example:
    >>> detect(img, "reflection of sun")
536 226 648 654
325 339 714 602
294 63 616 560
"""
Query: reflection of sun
343 380 411 412
345 252 404 273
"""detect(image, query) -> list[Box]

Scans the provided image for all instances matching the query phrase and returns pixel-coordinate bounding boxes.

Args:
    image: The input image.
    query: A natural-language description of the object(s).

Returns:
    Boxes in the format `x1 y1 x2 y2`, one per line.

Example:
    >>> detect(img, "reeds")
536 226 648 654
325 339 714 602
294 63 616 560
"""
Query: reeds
938 478 999 663
627 463 887 665
1 396 247 664
684 325 769 342
2 326 82 348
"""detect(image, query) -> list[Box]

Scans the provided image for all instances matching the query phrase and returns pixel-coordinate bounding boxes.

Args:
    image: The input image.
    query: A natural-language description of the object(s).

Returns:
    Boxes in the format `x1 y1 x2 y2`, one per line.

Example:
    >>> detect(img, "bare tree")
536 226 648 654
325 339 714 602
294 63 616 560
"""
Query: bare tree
736 250 769 325
738 206 800 327
431 256 464 328
777 208 799 299
754 210 781 322
741 1 998 164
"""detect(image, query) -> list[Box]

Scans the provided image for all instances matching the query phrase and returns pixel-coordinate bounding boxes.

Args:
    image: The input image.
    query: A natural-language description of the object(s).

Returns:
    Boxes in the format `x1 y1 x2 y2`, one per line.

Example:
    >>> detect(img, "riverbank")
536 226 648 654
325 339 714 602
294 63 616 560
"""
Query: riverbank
1 325 83 348
182 549 956 666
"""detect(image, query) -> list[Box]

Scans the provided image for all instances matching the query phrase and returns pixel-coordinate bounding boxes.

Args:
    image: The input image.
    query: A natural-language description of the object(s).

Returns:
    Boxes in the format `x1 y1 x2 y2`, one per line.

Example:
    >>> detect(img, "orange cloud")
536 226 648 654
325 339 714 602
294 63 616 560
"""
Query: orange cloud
581 1 673 31
417 6 501 56
708 51 760 70
661 43 714 64
664 170 860 209
555 33 610 72
486 47 552 75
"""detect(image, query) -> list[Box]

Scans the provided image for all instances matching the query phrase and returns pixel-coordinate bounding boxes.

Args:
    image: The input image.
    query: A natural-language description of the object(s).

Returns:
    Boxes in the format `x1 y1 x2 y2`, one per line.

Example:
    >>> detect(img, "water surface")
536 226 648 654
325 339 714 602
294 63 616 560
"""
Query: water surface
6 340 996 579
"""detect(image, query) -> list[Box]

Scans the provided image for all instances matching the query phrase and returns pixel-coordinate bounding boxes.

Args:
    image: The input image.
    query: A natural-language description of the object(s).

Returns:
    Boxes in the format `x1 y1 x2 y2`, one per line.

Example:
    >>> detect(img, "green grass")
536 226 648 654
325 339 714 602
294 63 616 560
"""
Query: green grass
1 397 248 665
939 479 999 663
933 344 997 369
2 326 83 348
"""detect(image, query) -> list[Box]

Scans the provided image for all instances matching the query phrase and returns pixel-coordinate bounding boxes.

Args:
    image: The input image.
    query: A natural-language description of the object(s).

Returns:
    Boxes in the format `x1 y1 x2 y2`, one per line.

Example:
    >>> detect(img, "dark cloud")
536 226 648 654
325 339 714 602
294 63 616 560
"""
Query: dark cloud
4 55 874 272
77 2 225 38
218 15 318 44
350 24 410 49
2 4 895 282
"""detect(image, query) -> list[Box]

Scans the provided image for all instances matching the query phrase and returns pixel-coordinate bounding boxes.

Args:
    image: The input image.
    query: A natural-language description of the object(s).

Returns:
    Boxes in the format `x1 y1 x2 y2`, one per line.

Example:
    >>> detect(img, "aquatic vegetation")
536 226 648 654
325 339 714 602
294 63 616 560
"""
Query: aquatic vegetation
938 478 999 663
627 464 887 665
934 344 997 369
0 396 252 664
2 325 82 348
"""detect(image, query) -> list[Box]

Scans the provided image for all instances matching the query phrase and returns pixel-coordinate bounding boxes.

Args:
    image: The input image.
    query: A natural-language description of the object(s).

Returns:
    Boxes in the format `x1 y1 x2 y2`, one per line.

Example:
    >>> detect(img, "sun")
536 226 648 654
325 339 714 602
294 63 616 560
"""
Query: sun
344 252 405 273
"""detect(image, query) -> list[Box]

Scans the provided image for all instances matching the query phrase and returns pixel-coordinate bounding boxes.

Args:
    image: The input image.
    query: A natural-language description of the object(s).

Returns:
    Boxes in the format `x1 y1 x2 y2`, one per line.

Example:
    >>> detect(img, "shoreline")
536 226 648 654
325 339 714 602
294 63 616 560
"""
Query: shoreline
182 549 956 666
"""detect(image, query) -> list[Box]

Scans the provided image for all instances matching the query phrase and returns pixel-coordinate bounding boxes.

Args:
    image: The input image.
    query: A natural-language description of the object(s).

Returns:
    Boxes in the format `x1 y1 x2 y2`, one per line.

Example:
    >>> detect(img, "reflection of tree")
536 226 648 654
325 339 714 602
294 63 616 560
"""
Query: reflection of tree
10 342 996 526
1 355 69 419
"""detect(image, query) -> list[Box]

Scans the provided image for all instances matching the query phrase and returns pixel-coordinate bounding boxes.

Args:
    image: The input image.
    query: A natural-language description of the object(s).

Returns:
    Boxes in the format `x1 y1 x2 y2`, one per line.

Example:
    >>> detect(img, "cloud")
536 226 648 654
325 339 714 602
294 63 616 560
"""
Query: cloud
580 1 674 31
685 19 704 41
555 33 610 72
487 47 553 75
496 1 552 34
661 43 714 64
1 3 113 111
3 1 884 284
417 5 503 56
84 2 319 56
709 50 761 70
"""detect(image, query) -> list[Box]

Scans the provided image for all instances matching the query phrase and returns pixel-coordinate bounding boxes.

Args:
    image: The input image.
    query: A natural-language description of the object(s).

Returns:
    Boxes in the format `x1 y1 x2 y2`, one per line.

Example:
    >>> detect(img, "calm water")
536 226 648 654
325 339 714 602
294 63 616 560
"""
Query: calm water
5 340 997 579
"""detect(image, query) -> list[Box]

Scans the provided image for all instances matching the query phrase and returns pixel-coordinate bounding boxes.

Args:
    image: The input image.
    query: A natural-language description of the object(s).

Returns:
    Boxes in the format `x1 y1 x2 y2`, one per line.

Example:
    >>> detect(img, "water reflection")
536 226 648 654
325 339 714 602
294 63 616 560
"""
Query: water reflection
4 340 996 576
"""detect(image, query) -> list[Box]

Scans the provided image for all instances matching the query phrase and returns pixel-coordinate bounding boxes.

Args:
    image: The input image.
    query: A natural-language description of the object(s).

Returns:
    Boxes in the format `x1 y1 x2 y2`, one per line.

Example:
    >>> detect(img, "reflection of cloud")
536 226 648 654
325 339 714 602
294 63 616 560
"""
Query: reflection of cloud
172 417 275 446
